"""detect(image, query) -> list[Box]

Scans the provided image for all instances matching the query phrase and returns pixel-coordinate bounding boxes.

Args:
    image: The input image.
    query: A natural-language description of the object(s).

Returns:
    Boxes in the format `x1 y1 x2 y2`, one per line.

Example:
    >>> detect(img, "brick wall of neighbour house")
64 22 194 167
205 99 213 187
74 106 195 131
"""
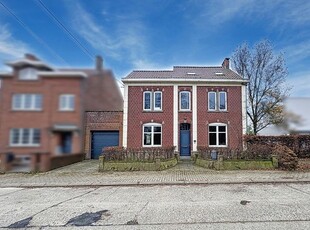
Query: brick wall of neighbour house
0 71 84 155
127 86 174 148
178 86 193 150
197 86 243 149
84 111 123 159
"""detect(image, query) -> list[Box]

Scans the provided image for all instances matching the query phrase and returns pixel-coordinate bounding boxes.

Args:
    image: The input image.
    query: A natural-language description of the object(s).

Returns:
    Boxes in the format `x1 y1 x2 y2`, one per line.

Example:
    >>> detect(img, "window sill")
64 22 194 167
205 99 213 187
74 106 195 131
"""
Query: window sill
207 110 228 113
59 109 75 112
208 145 227 148
142 110 163 113
142 145 162 148
11 109 43 112
9 144 40 147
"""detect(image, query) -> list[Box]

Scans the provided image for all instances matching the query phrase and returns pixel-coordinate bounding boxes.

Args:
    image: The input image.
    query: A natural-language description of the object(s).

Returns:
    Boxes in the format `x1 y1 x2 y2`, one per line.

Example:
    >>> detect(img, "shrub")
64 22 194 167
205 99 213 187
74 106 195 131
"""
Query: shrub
102 146 176 162
272 144 298 170
244 135 310 158
243 144 273 160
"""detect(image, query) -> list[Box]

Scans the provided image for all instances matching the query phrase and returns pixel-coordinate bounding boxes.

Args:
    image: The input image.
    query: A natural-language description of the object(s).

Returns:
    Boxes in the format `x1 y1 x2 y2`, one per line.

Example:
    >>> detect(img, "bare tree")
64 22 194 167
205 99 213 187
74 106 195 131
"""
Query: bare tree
232 40 290 134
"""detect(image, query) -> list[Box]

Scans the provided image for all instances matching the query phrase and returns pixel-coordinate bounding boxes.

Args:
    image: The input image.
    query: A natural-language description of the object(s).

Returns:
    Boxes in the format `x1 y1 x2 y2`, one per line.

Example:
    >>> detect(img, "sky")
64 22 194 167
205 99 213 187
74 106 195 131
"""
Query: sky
0 0 309 97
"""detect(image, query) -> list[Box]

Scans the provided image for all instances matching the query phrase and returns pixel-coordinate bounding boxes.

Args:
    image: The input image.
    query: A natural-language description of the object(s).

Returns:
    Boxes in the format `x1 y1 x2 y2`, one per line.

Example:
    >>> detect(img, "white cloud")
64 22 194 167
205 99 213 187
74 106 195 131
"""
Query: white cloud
0 25 29 59
287 71 310 97
194 0 310 28
67 2 156 70
280 40 310 63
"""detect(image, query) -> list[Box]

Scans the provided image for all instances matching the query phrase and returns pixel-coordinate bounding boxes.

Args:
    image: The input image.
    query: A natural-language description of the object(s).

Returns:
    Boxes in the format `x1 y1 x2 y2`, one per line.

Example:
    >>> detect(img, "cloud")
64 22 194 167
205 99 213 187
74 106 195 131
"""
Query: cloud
281 40 310 63
193 0 310 28
67 2 156 69
287 71 310 97
0 25 29 59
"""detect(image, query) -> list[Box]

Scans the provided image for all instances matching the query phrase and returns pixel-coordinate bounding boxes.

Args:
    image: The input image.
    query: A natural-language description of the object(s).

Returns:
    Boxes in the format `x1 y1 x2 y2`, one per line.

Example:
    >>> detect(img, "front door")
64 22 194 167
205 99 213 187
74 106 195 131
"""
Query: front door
180 123 191 156
61 132 72 154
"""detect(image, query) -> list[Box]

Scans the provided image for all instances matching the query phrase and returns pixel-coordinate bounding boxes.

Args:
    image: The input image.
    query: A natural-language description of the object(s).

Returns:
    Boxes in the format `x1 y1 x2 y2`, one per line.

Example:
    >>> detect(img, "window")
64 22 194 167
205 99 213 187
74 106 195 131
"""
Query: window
143 123 162 146
209 123 227 147
12 94 42 110
59 94 75 111
10 128 41 146
208 92 216 111
208 91 227 111
143 91 152 110
143 91 162 111
19 68 38 80
219 92 227 111
180 91 190 111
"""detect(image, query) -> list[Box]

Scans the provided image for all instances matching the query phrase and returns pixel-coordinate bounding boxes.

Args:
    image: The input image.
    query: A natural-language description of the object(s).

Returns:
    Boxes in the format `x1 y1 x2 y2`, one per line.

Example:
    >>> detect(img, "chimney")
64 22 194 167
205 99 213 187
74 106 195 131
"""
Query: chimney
222 58 230 69
96 55 103 71
25 53 39 61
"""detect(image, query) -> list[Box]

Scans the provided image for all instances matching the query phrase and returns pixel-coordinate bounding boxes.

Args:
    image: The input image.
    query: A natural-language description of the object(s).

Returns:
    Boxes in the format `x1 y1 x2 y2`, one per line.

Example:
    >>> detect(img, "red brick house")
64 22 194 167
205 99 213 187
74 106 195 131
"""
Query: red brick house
0 54 122 167
122 58 247 158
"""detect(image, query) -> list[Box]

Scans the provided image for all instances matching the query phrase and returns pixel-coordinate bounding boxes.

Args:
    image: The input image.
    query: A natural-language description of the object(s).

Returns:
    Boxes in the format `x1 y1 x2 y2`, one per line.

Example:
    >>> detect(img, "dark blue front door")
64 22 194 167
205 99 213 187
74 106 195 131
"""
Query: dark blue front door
62 132 72 154
180 123 191 156
91 131 119 159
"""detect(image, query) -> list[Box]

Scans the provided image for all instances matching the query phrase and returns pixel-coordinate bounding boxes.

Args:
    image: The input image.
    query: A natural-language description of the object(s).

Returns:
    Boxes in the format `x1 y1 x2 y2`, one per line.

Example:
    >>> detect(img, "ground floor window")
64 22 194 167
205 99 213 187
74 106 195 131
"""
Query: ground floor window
209 123 227 147
143 123 162 146
10 128 40 146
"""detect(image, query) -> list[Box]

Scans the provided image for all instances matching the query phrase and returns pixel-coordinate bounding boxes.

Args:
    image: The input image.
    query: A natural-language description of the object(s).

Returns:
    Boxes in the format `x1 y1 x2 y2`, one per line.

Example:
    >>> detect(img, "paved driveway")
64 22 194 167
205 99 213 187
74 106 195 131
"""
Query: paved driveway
49 160 99 174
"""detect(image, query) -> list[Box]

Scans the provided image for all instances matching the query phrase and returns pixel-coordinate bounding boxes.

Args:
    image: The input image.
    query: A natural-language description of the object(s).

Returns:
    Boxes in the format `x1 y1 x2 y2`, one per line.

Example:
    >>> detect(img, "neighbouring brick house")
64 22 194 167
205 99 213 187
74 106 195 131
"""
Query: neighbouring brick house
0 54 122 168
122 58 247 158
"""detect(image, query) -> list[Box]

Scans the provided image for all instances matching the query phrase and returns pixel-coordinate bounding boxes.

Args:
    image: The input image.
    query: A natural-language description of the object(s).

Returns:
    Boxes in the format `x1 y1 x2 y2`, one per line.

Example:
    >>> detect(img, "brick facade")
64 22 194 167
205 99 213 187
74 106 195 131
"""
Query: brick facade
122 62 247 157
127 86 174 148
84 111 123 158
0 73 84 155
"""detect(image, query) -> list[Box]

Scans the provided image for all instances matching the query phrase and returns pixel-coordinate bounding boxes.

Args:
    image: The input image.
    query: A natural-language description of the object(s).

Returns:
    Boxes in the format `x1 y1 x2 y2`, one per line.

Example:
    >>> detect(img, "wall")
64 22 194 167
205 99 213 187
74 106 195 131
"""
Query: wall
127 86 174 148
0 73 84 155
84 111 123 159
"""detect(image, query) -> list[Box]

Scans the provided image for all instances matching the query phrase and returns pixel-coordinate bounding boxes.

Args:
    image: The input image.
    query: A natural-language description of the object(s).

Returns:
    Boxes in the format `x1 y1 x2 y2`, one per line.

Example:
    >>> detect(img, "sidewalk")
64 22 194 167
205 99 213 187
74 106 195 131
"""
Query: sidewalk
0 160 310 187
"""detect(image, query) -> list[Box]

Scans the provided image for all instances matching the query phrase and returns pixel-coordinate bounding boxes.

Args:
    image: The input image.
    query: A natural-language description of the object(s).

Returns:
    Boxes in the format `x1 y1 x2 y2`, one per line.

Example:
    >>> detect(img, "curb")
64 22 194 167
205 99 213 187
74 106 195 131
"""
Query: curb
1 180 310 188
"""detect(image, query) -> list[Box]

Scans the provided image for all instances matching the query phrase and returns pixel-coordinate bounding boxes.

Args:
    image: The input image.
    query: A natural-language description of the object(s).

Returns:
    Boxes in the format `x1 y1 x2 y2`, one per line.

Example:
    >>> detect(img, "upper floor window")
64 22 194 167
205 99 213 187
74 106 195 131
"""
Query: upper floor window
59 94 75 111
12 94 42 110
209 123 227 147
10 128 41 146
19 68 38 80
180 91 190 111
208 91 227 111
143 91 162 111
143 123 162 147
219 92 227 111
208 92 216 111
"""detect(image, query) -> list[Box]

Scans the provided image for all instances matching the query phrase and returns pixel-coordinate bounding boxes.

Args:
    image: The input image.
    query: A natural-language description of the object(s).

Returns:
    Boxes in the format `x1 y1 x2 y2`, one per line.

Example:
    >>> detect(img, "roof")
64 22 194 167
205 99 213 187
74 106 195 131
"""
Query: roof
123 66 244 82
6 58 53 70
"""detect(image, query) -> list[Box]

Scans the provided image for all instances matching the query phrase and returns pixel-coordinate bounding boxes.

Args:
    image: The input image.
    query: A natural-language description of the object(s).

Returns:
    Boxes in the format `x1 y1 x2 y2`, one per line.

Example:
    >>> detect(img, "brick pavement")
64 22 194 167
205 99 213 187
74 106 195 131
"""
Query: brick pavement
0 160 310 187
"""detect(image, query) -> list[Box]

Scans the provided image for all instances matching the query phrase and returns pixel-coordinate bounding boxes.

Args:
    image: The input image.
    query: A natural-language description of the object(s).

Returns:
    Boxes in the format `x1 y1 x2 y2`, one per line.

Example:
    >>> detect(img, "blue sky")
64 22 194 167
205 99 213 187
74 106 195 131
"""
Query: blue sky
0 0 309 96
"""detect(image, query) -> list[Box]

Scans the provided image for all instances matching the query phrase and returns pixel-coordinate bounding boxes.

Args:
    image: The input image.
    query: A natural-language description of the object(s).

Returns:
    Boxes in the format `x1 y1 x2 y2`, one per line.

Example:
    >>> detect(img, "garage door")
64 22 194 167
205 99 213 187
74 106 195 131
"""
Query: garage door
91 131 119 159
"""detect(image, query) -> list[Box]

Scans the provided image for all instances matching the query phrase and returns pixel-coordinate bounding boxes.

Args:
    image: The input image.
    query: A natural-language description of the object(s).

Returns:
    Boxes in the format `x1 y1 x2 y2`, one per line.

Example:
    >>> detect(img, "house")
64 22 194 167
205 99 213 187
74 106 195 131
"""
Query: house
0 54 122 170
259 97 310 135
122 58 247 158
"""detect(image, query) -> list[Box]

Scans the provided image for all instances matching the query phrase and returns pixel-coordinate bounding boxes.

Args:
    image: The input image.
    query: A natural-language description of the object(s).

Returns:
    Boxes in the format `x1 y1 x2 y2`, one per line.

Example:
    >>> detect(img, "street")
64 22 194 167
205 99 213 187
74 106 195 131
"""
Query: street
0 183 310 229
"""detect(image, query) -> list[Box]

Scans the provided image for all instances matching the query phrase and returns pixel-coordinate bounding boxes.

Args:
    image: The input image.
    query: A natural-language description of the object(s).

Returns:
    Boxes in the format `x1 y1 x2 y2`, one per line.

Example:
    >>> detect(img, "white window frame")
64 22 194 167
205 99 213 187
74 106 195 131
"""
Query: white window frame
142 123 162 147
10 128 40 147
208 123 227 147
18 67 38 80
59 94 75 111
12 94 42 111
208 91 217 111
219 91 227 111
143 91 152 111
179 91 191 111
154 91 162 111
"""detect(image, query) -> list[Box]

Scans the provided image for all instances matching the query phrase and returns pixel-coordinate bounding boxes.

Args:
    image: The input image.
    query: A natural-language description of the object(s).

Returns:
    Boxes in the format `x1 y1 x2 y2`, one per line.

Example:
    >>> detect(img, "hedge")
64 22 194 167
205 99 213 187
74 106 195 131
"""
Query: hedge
244 135 310 158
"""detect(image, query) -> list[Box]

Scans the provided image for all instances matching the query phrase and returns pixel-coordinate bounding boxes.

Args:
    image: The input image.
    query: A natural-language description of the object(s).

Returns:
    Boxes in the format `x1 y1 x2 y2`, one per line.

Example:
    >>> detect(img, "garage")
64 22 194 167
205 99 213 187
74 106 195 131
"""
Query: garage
91 131 119 159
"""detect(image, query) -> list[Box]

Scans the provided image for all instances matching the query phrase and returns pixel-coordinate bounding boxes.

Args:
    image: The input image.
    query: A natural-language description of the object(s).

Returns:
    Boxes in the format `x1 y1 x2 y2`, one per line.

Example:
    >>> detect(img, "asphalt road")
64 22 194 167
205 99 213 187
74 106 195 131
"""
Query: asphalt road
1 183 310 229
